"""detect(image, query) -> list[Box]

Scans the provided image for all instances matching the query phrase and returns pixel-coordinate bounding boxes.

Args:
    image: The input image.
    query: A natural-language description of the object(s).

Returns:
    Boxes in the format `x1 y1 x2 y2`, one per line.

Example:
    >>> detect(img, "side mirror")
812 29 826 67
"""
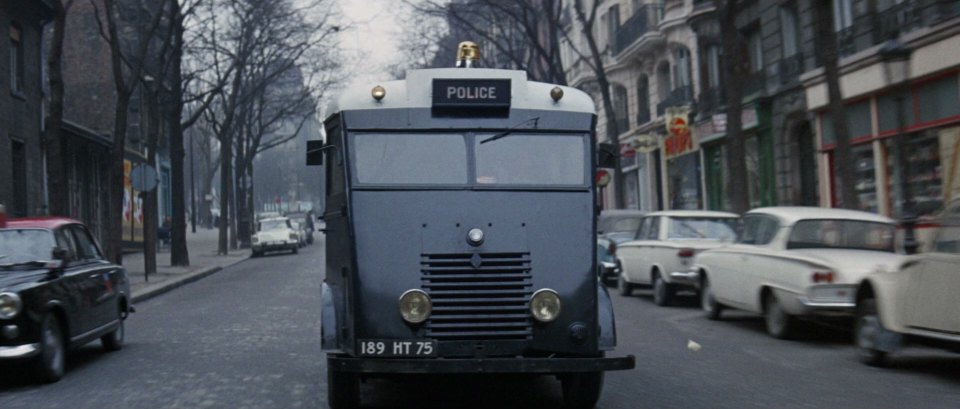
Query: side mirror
597 143 617 169
306 140 325 166
47 247 69 272
52 247 69 261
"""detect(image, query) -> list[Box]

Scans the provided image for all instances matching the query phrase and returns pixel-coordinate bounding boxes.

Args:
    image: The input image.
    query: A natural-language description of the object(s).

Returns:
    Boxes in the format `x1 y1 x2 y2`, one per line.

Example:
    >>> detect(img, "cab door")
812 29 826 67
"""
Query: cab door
53 228 97 336
904 221 960 334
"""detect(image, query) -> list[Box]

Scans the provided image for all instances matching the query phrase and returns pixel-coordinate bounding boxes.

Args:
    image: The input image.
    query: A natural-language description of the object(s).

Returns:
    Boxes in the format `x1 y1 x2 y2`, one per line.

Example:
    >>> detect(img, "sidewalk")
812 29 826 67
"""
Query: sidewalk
122 228 249 303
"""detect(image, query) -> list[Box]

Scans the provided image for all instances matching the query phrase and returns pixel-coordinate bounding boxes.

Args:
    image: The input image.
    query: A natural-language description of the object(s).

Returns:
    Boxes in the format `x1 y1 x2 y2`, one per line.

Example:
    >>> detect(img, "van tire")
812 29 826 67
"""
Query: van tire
561 371 604 409
327 366 359 409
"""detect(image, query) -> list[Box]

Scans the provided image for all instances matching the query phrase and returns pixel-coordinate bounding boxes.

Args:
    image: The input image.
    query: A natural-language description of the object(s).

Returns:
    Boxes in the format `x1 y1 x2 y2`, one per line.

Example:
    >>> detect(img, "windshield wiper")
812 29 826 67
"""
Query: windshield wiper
0 260 49 269
479 117 540 144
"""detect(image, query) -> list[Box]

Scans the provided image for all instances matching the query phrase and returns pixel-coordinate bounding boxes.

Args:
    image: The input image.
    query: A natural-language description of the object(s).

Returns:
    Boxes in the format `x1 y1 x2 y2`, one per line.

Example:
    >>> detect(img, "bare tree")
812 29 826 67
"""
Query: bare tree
44 0 77 218
93 0 174 264
813 0 857 209
718 0 749 214
567 0 625 208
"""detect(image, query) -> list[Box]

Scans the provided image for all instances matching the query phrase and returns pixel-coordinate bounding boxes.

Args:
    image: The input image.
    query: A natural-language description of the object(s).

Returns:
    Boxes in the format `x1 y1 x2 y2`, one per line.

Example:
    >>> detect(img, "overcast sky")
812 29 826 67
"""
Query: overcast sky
338 0 408 88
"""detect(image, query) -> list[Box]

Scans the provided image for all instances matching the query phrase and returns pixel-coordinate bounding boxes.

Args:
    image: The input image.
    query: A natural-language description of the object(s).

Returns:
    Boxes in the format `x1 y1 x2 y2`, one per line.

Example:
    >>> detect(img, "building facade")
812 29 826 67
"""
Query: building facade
0 1 53 218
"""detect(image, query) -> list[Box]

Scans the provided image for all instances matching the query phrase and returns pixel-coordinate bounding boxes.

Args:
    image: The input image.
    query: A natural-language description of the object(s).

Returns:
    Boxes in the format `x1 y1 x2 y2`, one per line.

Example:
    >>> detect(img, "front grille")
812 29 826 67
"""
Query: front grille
421 252 533 340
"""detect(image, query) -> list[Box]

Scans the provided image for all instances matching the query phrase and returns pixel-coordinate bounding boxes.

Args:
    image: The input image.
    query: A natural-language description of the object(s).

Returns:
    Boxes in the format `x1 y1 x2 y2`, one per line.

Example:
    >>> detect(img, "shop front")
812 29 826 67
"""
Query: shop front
818 72 960 220
662 108 702 210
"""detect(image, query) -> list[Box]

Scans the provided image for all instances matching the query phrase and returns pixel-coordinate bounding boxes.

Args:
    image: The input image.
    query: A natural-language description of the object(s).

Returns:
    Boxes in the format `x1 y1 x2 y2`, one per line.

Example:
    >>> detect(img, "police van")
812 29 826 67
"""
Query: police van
308 42 635 409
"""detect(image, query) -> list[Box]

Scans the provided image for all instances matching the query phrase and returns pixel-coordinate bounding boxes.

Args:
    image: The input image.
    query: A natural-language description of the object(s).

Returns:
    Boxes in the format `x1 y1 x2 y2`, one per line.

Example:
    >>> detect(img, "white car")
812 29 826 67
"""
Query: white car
694 207 904 339
615 210 739 306
854 204 960 366
251 217 300 257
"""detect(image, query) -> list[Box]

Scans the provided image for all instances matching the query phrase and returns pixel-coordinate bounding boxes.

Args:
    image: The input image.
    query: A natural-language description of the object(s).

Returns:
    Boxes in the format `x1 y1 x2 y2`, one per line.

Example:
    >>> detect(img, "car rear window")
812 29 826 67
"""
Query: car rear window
787 220 895 252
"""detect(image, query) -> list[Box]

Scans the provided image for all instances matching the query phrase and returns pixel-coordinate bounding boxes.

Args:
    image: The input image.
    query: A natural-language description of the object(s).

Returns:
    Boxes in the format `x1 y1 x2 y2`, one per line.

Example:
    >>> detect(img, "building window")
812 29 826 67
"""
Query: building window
11 140 27 217
10 24 24 93
779 6 800 57
833 0 854 31
612 84 629 136
703 45 721 90
606 5 620 52
746 28 763 74
657 61 671 102
637 75 650 125
673 47 692 88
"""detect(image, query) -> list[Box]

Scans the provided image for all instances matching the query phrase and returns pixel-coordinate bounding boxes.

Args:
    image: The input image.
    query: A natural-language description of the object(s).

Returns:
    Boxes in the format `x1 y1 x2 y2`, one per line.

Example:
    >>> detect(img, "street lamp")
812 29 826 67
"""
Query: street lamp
879 37 915 253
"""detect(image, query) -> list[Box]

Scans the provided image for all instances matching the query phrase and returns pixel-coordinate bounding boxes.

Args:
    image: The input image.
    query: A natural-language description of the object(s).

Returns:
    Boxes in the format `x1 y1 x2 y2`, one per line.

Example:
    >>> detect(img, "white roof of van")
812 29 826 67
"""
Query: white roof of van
328 68 595 116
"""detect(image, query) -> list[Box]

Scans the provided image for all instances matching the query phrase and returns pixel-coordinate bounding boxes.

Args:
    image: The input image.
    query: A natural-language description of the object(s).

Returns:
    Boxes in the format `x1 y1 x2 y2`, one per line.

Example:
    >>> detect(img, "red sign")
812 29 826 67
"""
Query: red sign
596 170 611 188
664 112 697 160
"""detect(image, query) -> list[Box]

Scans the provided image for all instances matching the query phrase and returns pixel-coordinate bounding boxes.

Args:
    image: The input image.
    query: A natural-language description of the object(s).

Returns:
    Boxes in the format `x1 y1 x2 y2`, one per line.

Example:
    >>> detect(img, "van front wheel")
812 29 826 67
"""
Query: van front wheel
561 371 604 409
326 366 359 409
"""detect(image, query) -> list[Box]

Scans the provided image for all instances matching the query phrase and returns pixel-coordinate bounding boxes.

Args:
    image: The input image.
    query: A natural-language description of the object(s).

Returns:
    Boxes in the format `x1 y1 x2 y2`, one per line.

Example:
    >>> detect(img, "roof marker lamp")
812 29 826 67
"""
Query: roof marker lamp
399 289 431 324
0 293 22 320
550 86 564 102
530 289 561 323
371 85 386 101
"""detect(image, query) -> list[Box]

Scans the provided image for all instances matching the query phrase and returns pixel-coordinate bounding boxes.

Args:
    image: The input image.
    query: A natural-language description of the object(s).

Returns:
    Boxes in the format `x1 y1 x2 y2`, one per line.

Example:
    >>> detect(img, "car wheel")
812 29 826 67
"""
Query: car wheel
764 292 797 339
292 247 299 254
855 297 888 366
327 365 359 409
33 314 66 383
560 371 604 409
101 303 125 352
617 272 633 297
251 251 261 258
653 273 674 307
701 275 723 320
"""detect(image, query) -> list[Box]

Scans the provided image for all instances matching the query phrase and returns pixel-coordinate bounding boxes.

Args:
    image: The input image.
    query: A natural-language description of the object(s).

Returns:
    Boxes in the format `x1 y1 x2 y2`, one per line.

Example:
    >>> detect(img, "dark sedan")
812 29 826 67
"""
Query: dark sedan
0 214 132 383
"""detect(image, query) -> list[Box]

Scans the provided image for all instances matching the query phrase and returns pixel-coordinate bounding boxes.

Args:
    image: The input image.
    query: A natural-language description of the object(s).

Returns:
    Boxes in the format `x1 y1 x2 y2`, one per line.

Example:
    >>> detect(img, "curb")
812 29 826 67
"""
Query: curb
130 256 249 304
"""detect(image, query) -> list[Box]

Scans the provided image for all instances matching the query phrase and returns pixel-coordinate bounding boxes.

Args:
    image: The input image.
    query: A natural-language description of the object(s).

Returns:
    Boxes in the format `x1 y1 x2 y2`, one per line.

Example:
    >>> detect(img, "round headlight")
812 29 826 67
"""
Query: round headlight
0 292 23 320
530 289 561 323
399 289 431 324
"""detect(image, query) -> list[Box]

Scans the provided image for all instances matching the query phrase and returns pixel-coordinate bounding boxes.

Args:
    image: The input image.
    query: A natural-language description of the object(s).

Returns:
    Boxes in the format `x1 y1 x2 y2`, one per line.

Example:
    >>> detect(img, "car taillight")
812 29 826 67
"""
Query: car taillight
811 271 835 283
0 204 6 228
677 248 695 258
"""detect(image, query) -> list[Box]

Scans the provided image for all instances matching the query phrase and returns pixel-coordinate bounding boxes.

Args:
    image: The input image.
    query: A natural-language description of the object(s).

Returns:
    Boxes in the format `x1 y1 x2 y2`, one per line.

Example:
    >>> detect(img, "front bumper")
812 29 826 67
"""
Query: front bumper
598 261 619 280
0 343 40 359
328 354 636 374
252 241 297 251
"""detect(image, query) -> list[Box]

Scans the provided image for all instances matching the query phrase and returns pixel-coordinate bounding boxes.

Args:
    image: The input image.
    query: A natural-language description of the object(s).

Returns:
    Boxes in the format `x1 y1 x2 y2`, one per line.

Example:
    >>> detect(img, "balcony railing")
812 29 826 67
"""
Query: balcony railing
831 0 959 61
778 52 805 85
656 85 694 116
613 5 661 56
697 86 725 116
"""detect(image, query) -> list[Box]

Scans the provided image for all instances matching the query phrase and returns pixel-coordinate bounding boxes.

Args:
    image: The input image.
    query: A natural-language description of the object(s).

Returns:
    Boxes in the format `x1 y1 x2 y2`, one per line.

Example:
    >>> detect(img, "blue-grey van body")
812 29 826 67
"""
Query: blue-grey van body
320 107 631 373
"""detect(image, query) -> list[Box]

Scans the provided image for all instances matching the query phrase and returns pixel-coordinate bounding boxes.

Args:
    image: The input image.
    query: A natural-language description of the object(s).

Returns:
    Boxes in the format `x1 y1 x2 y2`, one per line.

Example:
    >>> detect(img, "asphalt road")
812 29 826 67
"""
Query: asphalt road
2 237 959 409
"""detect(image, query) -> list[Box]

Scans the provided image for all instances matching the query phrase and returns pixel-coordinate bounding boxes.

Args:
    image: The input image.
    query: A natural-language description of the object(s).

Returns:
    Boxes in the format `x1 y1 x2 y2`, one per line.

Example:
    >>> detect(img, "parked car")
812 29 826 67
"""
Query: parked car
286 212 314 245
854 203 960 366
597 237 620 285
616 210 739 305
251 217 299 257
693 207 903 339
598 209 646 244
0 214 132 382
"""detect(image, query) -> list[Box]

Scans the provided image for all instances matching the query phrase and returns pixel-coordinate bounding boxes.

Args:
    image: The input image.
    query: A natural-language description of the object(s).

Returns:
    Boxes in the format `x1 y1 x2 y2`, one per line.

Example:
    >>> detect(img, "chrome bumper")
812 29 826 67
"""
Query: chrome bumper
798 285 857 314
668 270 700 287
0 343 40 359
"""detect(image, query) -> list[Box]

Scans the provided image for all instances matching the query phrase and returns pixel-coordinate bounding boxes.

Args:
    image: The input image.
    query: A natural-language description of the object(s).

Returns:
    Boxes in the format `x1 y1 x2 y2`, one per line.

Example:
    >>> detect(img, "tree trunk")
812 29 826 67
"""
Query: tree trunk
234 139 250 249
142 89 160 278
218 132 231 255
720 0 749 214
814 0 858 209
106 93 132 265
44 0 70 217
169 2 189 266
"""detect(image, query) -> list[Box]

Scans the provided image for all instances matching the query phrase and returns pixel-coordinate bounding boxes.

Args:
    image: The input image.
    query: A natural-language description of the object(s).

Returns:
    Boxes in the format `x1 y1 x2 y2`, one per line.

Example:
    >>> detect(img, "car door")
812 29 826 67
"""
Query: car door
67 224 120 331
53 227 98 336
617 217 649 283
904 220 960 333
635 217 661 285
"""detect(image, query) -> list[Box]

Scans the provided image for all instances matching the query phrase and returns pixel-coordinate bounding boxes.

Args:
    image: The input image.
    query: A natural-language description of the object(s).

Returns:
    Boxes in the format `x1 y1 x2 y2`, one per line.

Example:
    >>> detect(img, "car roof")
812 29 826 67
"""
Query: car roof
645 210 739 218
747 206 894 225
4 217 83 230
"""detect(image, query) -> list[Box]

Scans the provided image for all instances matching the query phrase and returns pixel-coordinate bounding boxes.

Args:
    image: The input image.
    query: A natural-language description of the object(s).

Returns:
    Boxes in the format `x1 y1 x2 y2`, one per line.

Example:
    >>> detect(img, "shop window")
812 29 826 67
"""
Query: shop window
667 153 702 210
821 100 873 145
877 93 912 134
917 76 960 125
886 131 946 218
834 144 877 212
625 170 640 210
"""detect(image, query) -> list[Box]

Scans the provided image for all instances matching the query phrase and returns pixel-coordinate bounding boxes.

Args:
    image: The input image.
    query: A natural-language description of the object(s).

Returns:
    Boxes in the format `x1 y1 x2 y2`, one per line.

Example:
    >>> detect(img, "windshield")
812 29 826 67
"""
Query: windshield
350 133 587 187
667 217 738 241
258 220 290 232
787 220 896 252
0 229 55 265
598 216 644 234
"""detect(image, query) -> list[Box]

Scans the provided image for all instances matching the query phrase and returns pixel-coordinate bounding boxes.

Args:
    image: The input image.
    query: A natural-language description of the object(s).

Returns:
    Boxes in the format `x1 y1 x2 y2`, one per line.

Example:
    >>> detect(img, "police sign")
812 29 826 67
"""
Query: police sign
432 79 511 109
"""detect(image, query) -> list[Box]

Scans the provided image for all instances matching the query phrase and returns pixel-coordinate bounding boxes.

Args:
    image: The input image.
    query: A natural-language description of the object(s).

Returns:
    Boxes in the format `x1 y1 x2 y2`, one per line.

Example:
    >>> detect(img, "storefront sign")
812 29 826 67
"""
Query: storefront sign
596 169 611 188
664 107 697 160
632 134 659 153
